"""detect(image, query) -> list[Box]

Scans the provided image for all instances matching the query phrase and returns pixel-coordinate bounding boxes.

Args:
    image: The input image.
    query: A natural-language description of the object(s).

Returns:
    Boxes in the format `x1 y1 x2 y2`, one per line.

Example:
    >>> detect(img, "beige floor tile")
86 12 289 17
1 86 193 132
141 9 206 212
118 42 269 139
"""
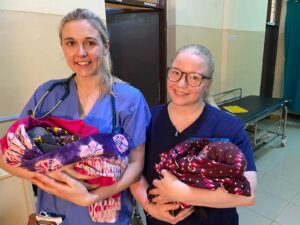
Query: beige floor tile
275 203 300 225
254 151 279 174
256 170 266 180
237 207 272 225
248 189 289 220
270 222 281 225
291 191 300 206
270 157 300 186
259 173 299 201
259 145 292 164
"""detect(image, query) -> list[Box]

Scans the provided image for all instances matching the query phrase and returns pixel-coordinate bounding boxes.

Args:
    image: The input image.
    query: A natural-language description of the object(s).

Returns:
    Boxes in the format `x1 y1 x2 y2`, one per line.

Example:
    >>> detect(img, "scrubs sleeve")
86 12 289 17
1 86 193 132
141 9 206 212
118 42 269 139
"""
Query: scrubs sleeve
119 90 151 148
19 82 51 118
231 125 256 172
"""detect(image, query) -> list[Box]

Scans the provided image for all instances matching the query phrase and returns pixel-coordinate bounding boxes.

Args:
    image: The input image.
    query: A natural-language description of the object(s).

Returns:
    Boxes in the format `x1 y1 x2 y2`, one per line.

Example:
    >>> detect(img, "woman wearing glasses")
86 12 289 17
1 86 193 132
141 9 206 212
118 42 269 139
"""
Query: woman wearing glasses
130 44 257 225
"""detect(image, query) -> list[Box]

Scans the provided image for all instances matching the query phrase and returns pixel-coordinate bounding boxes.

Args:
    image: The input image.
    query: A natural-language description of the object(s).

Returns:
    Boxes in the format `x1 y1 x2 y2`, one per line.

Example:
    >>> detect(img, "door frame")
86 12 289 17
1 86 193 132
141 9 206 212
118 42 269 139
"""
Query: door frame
105 0 167 103
260 0 283 97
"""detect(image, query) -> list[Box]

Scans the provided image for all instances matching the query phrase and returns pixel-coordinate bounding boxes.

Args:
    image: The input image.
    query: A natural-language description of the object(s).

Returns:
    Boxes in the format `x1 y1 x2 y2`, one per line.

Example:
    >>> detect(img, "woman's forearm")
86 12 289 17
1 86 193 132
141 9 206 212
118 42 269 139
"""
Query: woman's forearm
176 171 257 208
130 175 149 209
0 149 36 179
92 144 145 202
151 170 257 208
181 186 255 208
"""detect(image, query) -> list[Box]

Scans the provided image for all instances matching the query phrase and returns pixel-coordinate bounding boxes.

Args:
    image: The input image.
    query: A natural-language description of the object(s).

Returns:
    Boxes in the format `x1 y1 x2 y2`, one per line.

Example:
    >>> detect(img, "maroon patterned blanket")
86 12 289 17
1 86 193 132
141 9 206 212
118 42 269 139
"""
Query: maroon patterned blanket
148 138 251 217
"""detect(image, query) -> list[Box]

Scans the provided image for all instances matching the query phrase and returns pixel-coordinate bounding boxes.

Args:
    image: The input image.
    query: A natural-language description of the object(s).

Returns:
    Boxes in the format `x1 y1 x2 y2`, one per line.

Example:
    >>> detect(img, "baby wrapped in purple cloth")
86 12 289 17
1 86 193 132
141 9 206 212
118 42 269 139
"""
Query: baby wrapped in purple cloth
0 116 131 223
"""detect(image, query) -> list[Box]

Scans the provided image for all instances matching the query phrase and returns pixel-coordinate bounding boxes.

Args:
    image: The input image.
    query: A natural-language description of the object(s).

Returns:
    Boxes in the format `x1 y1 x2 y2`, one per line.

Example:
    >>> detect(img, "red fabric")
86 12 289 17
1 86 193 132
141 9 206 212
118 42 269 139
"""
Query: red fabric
83 176 121 200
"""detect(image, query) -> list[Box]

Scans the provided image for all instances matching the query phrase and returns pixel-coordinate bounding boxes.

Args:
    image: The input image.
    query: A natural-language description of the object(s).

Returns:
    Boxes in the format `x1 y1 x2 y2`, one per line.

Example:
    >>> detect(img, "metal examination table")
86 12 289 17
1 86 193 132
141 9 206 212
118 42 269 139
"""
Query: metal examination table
215 89 289 150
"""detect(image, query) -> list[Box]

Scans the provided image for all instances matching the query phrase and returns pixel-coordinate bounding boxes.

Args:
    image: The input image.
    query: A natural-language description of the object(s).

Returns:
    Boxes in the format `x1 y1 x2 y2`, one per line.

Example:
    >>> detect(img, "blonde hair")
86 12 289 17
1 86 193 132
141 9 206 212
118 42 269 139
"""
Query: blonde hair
174 44 215 78
59 8 122 95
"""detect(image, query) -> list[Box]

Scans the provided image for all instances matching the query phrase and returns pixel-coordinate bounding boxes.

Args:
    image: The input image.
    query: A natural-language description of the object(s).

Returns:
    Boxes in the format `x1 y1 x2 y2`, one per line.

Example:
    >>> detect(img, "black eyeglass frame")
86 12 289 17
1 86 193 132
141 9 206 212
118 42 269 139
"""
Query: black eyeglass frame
167 67 211 87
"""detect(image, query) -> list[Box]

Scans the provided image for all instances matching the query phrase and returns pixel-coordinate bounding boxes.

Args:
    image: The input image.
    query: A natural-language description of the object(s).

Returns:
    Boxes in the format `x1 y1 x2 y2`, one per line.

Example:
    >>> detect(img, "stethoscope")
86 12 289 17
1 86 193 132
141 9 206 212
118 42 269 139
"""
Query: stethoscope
28 73 117 133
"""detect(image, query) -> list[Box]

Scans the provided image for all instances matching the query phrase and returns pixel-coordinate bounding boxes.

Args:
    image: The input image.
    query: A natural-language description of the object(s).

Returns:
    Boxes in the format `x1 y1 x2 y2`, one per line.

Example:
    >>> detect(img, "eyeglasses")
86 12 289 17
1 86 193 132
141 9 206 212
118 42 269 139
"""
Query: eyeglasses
167 67 211 87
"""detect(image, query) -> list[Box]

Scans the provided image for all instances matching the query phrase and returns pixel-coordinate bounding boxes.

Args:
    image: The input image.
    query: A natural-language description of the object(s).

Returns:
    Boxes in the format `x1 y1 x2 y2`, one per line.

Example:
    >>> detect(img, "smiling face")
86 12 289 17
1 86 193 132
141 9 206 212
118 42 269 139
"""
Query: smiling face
167 51 212 107
60 19 108 78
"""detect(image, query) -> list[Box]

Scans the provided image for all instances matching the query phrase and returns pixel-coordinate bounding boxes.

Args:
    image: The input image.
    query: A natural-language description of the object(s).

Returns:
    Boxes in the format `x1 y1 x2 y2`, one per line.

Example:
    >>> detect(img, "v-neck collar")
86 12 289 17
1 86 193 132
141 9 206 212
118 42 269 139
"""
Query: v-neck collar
164 102 207 138
71 78 107 120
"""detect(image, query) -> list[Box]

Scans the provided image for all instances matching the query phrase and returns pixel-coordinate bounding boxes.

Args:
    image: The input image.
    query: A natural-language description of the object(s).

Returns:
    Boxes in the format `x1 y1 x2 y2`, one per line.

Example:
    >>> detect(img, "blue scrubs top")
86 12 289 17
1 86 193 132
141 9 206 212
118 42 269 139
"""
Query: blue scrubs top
20 77 151 225
144 103 256 225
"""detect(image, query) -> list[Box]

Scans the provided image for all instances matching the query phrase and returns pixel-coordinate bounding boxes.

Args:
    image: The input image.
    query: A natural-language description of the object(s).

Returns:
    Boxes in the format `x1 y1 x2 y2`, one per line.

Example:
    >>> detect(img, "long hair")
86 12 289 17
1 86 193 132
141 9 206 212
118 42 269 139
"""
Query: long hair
174 44 215 103
59 8 122 95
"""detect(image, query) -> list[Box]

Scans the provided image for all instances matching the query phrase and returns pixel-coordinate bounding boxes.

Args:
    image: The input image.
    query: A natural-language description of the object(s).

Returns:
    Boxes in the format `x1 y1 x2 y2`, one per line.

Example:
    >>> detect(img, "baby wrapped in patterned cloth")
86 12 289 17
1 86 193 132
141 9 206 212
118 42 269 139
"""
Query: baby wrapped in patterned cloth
147 138 251 217
0 116 131 223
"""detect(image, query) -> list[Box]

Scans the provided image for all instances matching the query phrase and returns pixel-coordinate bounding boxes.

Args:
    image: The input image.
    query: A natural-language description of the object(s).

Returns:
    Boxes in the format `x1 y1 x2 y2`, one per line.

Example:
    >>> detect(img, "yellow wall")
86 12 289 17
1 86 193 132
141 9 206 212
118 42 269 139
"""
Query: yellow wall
176 0 224 29
173 0 268 97
0 0 105 135
0 0 105 16
273 2 287 98
0 174 36 225
167 0 176 65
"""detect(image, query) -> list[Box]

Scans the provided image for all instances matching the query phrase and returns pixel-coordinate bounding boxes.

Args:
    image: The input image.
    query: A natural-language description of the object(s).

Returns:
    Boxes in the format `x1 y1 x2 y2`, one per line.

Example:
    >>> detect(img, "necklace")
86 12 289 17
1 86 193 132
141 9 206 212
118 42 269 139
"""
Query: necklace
168 103 203 137
174 116 199 136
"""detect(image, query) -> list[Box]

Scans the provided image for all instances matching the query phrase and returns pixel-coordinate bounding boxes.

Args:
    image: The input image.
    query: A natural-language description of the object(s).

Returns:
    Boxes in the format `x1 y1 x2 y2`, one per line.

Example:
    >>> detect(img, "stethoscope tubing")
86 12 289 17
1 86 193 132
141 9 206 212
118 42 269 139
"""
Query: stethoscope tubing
31 74 74 119
30 73 117 133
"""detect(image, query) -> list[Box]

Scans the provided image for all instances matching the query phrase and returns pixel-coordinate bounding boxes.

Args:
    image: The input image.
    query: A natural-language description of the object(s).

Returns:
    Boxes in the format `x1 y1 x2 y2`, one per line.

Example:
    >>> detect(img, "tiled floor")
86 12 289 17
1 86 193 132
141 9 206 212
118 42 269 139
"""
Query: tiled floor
238 115 300 225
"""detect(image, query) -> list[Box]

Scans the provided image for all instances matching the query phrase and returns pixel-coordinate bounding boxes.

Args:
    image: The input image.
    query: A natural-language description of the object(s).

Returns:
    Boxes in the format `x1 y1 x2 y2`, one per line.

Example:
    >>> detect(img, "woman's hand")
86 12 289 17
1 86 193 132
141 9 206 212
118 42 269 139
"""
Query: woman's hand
61 164 101 190
146 202 193 224
31 170 98 206
150 169 189 204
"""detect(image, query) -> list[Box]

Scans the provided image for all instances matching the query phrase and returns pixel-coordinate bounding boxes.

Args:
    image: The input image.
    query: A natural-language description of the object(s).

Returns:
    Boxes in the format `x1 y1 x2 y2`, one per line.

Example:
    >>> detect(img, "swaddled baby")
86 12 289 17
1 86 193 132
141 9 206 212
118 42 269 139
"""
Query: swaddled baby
27 126 79 154
0 116 131 223
147 138 251 218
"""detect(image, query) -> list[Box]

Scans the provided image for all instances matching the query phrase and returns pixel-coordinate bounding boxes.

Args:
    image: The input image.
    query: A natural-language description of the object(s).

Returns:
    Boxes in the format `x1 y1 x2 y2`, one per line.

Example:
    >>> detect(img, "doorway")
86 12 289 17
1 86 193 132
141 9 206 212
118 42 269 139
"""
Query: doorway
105 1 167 106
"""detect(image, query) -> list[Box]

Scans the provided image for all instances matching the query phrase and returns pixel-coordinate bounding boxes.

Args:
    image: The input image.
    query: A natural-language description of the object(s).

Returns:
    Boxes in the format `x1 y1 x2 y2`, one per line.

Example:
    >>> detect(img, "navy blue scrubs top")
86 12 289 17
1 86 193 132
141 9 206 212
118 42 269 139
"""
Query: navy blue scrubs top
144 103 256 225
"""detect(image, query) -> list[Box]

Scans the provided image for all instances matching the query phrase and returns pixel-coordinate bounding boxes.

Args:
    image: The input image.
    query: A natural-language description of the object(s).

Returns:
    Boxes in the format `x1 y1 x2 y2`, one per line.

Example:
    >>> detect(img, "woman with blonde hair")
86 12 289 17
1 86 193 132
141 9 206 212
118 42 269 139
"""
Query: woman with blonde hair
0 8 150 225
130 44 257 225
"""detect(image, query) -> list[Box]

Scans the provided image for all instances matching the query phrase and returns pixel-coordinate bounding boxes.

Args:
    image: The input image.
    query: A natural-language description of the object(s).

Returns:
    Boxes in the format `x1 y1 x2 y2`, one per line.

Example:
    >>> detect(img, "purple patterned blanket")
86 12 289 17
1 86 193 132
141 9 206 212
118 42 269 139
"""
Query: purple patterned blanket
0 116 132 223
